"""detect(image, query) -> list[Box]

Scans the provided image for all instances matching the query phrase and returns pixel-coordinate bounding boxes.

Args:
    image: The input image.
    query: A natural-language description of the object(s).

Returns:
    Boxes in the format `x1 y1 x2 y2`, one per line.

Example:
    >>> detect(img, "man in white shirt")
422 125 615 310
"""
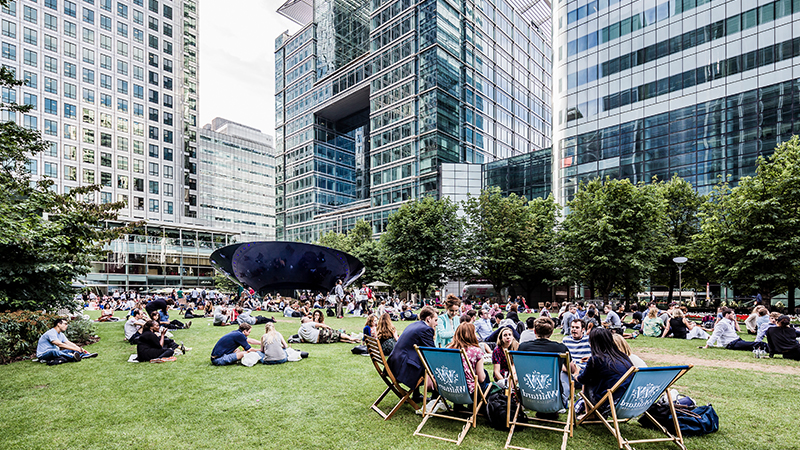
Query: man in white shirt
701 307 757 350
124 310 146 344
474 309 493 342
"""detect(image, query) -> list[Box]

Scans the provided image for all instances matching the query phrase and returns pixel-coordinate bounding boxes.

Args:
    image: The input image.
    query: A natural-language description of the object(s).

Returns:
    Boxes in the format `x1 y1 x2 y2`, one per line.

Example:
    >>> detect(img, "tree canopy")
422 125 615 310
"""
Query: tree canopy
0 68 128 311
315 220 384 285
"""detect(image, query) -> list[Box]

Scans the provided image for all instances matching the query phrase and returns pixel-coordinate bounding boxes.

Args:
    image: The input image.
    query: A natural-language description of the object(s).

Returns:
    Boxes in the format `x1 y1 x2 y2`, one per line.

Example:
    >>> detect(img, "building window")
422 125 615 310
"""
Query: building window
148 199 158 212
148 180 158 194
44 162 58 178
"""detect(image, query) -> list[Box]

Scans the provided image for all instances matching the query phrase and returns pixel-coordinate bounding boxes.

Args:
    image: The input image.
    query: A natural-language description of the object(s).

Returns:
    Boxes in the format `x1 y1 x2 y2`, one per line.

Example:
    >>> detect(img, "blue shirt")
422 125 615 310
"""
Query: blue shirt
211 330 251 357
37 328 67 357
475 318 493 341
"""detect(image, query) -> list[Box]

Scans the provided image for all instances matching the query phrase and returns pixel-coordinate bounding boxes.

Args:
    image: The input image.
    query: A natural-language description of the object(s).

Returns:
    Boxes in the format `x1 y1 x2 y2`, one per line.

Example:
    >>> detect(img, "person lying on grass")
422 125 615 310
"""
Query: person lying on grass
297 316 360 344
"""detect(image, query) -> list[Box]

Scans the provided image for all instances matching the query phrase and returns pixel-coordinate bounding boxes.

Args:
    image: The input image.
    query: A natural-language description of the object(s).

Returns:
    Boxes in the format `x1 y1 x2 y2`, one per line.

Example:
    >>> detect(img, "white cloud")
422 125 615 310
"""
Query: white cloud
199 0 301 135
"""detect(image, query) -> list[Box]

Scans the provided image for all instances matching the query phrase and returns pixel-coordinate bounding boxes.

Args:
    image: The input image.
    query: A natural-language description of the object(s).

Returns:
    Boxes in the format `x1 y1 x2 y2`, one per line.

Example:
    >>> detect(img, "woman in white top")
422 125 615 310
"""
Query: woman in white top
260 323 289 365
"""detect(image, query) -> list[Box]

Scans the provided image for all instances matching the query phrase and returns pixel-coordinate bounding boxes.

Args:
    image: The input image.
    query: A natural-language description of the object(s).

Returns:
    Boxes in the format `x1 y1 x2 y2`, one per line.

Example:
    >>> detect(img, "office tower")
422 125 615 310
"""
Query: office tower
553 0 800 206
275 0 553 242
1 0 198 223
198 118 277 242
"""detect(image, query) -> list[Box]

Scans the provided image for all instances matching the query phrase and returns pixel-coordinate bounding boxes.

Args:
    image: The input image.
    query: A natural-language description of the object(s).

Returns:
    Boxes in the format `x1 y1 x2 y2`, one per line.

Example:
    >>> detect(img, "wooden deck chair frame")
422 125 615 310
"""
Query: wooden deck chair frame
364 335 421 420
504 350 575 450
413 345 491 445
576 365 693 450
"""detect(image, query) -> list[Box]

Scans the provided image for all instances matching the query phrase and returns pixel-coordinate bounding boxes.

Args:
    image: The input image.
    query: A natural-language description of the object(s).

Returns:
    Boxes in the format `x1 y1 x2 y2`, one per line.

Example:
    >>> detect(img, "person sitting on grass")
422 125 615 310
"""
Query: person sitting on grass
297 316 360 344
363 314 377 341
400 304 418 321
235 306 275 326
259 322 289 365
491 327 518 389
613 334 646 368
124 309 146 344
641 306 664 337
36 318 97 364
137 320 177 363
661 308 710 340
376 313 398 356
602 304 623 332
311 309 326 325
744 305 768 335
766 315 800 360
210 323 261 366
755 312 782 345
701 307 761 351
213 306 233 326
575 328 633 418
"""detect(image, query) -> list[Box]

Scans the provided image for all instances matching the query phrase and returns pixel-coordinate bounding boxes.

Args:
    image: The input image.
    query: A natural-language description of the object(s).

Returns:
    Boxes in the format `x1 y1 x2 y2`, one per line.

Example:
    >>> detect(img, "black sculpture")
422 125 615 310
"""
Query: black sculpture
210 241 364 295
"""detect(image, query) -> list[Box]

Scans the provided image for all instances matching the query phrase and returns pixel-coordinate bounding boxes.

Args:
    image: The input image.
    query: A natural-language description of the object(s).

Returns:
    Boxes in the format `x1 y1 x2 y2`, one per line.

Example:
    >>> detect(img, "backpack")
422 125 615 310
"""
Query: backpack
326 307 335 317
484 390 527 431
639 400 719 437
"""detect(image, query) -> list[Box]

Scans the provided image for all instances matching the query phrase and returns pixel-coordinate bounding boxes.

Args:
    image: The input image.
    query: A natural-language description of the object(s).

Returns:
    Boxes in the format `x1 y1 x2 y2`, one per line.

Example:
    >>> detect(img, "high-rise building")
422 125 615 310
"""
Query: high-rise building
553 0 800 206
274 0 553 242
198 118 277 242
1 0 199 223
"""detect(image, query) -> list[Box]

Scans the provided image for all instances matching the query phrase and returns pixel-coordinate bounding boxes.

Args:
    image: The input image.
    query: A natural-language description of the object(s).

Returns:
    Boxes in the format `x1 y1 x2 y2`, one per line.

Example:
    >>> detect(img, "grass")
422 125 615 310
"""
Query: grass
1 310 798 450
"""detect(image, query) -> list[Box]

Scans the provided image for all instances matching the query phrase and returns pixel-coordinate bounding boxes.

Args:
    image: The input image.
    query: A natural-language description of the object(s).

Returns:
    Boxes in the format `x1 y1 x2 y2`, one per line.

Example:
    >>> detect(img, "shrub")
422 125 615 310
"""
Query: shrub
65 316 97 345
0 310 59 363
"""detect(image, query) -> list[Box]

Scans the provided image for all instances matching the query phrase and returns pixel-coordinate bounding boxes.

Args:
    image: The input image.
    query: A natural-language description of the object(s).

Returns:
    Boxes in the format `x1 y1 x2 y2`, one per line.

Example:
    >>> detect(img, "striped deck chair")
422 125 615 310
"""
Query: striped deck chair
504 350 575 450
577 365 693 450
413 345 490 445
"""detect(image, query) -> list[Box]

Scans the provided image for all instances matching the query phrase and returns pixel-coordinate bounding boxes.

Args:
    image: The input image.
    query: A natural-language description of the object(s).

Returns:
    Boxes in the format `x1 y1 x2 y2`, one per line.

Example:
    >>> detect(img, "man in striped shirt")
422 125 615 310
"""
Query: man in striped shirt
562 318 591 375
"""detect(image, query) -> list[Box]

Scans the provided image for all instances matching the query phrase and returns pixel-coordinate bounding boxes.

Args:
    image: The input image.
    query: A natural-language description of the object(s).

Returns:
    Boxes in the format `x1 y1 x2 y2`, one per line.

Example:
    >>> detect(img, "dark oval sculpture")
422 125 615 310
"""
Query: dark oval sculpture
210 241 365 295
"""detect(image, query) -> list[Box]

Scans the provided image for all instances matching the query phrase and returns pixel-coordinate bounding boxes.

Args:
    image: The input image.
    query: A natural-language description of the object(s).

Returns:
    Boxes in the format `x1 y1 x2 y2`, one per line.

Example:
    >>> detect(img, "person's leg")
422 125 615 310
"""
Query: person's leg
559 371 571 409
211 352 241 366
726 338 757 351
157 348 175 359
686 327 709 340
38 349 70 362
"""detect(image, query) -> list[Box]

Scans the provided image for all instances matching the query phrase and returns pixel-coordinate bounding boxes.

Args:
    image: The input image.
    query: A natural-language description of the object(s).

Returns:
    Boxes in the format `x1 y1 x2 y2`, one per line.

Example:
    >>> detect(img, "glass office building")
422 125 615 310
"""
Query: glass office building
275 0 553 242
553 0 800 206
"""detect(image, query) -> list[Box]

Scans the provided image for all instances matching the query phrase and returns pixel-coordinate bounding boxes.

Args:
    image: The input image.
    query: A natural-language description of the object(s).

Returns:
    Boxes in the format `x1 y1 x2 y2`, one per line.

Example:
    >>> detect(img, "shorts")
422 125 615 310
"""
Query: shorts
318 328 342 344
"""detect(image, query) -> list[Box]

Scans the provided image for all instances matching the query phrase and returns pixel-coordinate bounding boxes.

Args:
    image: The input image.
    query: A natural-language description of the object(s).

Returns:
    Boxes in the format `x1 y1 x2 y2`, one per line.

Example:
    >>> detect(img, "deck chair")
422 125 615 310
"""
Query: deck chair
576 365 693 450
413 345 490 445
504 350 574 450
364 335 420 420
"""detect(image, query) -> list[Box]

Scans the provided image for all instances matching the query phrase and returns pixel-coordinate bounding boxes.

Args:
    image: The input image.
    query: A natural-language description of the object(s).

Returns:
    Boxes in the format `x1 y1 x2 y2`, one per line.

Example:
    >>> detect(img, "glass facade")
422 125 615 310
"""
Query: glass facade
483 147 552 201
554 0 800 204
276 0 552 242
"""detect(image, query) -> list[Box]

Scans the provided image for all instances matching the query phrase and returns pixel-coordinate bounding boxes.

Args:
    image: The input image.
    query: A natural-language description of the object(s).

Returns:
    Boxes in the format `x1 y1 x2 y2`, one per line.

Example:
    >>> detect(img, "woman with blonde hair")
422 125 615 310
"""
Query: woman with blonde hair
447 323 488 394
260 322 288 365
612 334 646 368
641 306 664 337
376 313 398 355
662 308 710 340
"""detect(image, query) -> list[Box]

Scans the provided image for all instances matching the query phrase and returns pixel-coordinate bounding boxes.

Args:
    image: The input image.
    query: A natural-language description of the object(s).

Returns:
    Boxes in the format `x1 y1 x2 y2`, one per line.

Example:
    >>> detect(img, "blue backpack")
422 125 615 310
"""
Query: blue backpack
640 401 719 437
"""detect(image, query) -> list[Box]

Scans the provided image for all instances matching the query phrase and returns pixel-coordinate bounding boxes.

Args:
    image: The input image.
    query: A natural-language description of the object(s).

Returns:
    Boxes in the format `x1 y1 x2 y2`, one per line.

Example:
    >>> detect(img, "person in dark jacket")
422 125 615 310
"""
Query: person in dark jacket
387 306 438 402
766 315 800 360
137 320 176 363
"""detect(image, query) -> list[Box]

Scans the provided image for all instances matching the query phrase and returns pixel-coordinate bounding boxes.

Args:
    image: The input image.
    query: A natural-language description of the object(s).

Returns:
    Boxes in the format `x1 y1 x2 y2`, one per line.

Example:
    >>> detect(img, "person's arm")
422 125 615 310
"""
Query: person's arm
702 321 724 348
475 355 486 383
158 328 167 347
661 320 671 338
53 336 84 353
731 317 741 332
684 318 695 330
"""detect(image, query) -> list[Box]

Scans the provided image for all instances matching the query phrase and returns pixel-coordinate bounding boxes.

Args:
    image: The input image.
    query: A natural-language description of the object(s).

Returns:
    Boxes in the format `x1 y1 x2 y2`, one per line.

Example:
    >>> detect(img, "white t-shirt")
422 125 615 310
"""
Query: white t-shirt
298 322 320 343
124 318 145 340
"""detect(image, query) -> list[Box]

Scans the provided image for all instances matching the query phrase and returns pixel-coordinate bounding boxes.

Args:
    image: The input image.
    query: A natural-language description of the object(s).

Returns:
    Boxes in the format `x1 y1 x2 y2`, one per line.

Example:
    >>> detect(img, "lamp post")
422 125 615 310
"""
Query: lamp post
673 257 688 303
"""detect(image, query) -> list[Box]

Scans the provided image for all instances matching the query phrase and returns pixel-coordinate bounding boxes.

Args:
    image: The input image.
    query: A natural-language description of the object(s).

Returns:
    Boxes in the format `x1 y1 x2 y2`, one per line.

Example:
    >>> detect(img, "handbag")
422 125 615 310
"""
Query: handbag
351 344 368 355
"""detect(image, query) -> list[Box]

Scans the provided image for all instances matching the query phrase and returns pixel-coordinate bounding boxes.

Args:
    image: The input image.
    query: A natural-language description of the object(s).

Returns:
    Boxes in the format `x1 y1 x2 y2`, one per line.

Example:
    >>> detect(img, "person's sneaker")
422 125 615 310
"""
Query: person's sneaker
150 358 163 363
417 399 447 415
82 352 98 359
72 352 82 362
185 321 192 329
162 356 177 362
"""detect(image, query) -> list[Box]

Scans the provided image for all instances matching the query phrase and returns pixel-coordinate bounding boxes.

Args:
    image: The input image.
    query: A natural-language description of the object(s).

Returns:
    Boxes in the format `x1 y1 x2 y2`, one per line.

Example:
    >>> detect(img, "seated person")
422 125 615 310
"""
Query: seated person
576 328 633 416
36 318 97 364
641 306 664 337
766 315 800 360
491 327 518 388
363 314 378 341
744 305 768 334
297 316 359 344
96 308 120 322
137 320 177 363
623 305 642 330
755 312 782 344
155 308 191 330
701 307 760 351
210 323 261 366
376 313 398 356
584 308 600 331
283 302 302 318
474 309 494 343
613 334 646 368
661 308 709 340
124 309 146 344
235 307 275 325
602 304 623 331
387 306 438 402
562 318 591 374
184 303 205 319
213 306 233 326
519 317 573 409
446 323 489 395
518 316 537 343
259 323 289 365
144 297 174 319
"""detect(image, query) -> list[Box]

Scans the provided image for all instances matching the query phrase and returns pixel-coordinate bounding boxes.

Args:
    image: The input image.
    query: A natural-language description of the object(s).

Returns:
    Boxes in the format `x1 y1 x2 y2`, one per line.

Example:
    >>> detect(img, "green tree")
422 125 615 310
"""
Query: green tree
381 196 465 298
0 67 128 312
213 270 240 294
696 137 800 310
463 187 560 302
315 220 384 285
558 178 665 303
651 175 705 304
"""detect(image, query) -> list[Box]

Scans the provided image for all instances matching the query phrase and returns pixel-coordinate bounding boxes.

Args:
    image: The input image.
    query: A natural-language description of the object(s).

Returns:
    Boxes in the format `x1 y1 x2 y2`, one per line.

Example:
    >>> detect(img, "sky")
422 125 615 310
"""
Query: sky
199 1 301 136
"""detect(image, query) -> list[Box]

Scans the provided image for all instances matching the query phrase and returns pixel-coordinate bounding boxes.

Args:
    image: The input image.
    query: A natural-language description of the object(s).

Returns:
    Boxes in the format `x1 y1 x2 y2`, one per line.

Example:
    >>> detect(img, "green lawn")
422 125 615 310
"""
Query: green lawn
1 311 797 450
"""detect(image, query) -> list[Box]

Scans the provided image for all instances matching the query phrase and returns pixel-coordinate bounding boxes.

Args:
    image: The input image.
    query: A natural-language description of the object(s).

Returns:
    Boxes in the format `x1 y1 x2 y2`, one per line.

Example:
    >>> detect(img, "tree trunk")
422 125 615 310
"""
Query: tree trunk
666 267 676 305
788 282 796 314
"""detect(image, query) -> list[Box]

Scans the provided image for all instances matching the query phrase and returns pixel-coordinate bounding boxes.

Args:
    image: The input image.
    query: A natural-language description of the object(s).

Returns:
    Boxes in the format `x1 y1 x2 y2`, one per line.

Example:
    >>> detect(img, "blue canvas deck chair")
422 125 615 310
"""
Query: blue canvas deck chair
577 365 693 450
413 345 490 445
364 335 421 420
504 350 575 450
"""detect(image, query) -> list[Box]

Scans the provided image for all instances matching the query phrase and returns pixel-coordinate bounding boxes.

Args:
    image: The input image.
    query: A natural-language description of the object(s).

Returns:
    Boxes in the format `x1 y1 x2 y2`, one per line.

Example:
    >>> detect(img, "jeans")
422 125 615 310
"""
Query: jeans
259 349 288 365
211 352 240 366
38 349 79 362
